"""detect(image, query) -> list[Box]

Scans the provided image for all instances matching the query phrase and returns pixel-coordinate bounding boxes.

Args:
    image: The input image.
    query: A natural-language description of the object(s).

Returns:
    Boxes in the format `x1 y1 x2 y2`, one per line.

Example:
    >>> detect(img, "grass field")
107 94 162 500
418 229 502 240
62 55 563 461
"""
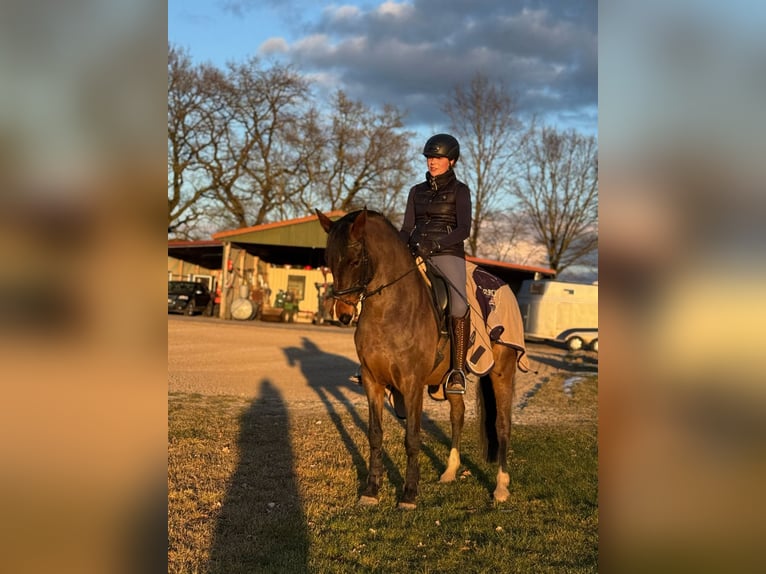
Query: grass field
168 374 598 573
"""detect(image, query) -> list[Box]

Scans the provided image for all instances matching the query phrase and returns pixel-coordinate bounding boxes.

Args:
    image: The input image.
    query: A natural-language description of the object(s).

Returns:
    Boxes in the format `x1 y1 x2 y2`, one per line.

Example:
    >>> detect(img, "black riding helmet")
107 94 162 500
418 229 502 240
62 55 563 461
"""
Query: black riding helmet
422 133 460 163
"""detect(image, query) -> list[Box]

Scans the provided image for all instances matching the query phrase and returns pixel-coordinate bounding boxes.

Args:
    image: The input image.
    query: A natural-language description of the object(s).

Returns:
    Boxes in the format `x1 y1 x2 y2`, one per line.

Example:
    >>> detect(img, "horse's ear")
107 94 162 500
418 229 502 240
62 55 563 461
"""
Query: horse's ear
350 208 367 242
316 209 333 233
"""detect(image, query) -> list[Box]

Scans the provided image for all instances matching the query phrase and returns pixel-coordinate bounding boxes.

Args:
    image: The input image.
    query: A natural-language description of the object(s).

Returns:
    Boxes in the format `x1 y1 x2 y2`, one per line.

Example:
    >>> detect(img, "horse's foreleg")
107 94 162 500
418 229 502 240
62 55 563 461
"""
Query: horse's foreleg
398 389 423 510
360 383 385 505
439 393 465 483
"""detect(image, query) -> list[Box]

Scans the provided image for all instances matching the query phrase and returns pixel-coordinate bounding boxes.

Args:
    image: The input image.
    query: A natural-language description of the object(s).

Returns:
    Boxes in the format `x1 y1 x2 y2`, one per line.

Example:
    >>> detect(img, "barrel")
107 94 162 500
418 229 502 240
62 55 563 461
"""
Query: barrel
230 297 255 320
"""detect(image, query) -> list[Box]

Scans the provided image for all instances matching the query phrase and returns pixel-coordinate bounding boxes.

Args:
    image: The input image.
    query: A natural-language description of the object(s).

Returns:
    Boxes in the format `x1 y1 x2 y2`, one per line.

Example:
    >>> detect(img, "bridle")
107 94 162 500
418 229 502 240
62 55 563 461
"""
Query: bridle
330 238 373 306
331 237 418 307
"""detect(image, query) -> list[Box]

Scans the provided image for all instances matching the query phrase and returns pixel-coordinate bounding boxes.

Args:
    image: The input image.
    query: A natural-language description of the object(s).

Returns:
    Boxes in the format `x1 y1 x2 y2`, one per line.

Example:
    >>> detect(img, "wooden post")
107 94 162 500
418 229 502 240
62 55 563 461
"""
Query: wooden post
220 242 231 319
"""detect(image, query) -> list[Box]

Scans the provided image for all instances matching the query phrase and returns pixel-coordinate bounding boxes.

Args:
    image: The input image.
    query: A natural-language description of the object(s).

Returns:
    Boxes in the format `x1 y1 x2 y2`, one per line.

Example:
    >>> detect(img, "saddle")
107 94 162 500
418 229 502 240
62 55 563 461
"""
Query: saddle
416 257 531 402
416 258 467 401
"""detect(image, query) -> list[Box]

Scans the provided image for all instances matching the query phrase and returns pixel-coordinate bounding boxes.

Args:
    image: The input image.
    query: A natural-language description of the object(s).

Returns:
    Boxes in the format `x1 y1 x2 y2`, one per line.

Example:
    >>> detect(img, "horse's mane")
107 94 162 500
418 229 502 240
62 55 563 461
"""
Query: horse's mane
347 209 398 233
332 209 400 244
326 209 411 270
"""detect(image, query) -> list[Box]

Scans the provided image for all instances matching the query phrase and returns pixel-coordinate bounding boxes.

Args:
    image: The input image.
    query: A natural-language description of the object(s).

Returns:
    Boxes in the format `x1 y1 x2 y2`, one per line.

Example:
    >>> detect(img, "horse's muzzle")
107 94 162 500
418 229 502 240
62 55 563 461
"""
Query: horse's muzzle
338 313 353 325
333 296 357 325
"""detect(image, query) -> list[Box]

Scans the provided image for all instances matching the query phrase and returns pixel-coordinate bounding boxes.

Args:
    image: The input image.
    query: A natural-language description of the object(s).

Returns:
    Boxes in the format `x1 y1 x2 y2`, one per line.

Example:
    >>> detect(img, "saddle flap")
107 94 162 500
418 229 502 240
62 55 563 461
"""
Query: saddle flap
423 263 450 316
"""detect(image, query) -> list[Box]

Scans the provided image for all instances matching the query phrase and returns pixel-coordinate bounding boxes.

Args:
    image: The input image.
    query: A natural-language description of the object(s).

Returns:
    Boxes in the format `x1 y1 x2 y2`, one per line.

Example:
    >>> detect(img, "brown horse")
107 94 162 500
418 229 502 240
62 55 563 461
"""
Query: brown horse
317 208 518 509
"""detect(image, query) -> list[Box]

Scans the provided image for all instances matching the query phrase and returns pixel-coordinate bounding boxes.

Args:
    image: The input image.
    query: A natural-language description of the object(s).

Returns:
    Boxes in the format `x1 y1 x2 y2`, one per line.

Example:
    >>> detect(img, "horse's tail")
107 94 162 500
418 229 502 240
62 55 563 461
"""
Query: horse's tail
477 375 500 463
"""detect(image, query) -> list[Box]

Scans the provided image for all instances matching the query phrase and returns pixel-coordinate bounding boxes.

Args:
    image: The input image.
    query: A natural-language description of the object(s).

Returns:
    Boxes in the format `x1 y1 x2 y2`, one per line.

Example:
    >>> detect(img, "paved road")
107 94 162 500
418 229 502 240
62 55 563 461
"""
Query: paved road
168 314 596 418
169 315 363 403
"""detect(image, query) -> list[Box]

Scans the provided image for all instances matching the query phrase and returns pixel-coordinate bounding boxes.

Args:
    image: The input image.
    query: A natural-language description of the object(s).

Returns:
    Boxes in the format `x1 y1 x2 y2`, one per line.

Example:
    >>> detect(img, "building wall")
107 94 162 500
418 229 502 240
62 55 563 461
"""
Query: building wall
168 252 334 316
260 266 333 314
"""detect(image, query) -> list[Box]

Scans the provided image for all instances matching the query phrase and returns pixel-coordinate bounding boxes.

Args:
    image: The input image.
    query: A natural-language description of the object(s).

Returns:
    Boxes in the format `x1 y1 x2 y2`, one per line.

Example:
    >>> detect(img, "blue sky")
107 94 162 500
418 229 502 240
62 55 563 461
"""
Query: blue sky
168 0 598 138
600 0 766 161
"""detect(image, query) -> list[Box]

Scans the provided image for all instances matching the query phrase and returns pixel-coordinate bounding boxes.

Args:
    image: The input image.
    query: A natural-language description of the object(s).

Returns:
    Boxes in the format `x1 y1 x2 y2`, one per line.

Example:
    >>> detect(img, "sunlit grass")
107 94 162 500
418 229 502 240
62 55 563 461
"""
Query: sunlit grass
168 375 598 573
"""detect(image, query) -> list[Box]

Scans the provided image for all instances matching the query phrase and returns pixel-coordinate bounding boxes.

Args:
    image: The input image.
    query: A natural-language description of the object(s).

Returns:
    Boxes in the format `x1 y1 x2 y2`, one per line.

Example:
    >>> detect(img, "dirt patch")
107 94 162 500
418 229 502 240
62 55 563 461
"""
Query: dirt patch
168 315 597 421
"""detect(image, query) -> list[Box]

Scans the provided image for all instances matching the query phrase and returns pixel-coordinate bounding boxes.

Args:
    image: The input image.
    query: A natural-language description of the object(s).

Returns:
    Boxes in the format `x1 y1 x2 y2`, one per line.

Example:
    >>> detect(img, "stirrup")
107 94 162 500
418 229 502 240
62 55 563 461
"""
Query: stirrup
444 369 467 395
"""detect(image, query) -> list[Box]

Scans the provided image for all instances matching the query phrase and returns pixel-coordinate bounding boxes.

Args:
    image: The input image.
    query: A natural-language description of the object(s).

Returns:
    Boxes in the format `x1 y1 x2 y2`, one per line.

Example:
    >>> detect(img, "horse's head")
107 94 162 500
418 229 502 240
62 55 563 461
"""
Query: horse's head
316 209 372 324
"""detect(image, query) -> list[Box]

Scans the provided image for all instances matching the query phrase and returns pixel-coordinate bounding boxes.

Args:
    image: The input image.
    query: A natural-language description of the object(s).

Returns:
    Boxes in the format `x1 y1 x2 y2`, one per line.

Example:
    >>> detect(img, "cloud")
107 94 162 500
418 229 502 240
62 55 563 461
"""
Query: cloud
324 4 363 24
260 37 289 56
288 0 598 131
220 0 250 18
220 0 279 17
262 0 597 133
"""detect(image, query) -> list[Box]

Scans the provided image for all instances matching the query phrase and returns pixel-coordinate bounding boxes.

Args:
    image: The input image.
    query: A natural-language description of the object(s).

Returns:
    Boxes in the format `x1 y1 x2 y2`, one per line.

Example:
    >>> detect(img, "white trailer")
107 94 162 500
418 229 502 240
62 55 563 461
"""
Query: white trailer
516 279 598 351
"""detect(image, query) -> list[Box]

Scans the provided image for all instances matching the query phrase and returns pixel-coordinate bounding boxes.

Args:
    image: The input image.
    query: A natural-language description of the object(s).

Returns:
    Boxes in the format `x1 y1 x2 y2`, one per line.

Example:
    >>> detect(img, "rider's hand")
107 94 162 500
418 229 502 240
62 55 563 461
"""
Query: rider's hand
416 239 439 259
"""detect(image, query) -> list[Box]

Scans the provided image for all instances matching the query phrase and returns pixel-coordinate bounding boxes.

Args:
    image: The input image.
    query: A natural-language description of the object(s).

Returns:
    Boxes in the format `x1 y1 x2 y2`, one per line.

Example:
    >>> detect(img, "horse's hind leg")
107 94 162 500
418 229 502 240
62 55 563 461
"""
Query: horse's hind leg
491 386 512 502
439 392 465 483
490 350 516 502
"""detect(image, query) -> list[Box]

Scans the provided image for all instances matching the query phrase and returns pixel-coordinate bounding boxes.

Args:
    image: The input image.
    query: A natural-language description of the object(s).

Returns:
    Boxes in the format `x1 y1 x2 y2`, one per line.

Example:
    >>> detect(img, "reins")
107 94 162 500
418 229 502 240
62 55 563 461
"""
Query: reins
360 265 419 302
330 236 420 306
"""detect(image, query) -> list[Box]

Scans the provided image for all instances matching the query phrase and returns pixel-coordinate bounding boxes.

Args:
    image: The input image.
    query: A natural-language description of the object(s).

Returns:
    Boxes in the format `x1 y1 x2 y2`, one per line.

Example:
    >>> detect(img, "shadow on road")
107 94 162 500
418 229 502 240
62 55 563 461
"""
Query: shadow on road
207 379 308 573
283 337 405 493
282 336 476 499
526 348 598 374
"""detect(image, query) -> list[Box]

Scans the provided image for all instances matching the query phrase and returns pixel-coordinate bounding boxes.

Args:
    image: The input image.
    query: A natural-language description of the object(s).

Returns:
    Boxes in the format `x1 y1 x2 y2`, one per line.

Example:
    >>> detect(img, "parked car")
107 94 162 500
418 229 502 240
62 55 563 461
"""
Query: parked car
168 281 213 316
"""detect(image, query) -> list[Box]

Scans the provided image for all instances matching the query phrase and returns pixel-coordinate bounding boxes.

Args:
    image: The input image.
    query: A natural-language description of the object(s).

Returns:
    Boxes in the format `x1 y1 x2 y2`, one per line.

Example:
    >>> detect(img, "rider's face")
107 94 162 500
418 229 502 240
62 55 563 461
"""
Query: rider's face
426 156 452 177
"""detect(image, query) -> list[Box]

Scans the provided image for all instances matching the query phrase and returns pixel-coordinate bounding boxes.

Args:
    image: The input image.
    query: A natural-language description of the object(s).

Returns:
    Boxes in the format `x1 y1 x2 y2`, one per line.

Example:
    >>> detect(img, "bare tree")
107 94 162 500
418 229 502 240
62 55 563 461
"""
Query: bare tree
475 210 541 264
168 54 414 231
300 90 414 218
442 73 525 256
512 126 598 275
206 59 312 228
278 106 328 218
167 44 219 237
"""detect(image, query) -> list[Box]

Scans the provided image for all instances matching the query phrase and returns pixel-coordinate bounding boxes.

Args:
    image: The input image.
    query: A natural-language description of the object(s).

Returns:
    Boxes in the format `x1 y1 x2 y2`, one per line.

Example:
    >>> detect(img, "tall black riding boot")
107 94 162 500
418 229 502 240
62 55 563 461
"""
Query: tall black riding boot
445 310 470 395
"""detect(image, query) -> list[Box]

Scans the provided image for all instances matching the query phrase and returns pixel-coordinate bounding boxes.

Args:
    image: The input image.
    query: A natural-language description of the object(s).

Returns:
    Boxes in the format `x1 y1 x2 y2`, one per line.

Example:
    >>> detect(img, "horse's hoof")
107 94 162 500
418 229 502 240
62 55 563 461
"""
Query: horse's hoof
397 501 417 511
493 488 510 503
494 470 510 502
358 495 379 506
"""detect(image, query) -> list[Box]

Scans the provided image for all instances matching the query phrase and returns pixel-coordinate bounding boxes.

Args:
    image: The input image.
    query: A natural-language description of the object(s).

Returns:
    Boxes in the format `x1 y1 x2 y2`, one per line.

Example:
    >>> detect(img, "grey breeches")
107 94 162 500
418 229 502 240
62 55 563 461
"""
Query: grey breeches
429 254 468 317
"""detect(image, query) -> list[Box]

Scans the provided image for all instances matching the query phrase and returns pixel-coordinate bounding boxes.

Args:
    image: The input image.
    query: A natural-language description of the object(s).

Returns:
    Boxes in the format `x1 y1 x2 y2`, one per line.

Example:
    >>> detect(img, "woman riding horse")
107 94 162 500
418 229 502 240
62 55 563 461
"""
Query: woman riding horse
400 133 472 395
317 208 519 509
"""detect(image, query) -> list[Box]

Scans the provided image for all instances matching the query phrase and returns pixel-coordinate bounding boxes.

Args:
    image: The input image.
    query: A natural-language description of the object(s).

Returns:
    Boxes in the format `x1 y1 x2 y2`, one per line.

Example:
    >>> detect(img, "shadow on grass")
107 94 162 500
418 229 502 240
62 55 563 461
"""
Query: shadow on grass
207 380 308 573
283 336 406 496
283 336 493 502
